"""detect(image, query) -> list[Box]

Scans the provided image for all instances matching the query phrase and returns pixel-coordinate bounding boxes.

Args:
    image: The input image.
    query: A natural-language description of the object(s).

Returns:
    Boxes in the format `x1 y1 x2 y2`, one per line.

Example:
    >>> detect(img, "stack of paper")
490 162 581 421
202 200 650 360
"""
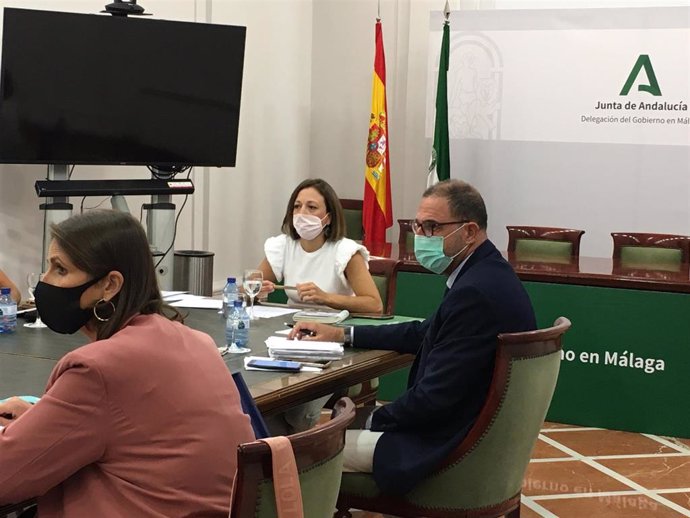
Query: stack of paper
265 336 344 361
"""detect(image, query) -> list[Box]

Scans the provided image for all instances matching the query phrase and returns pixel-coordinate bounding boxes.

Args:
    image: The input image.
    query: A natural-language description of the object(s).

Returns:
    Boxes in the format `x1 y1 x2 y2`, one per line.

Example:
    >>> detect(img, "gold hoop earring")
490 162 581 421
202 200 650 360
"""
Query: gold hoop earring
93 298 116 322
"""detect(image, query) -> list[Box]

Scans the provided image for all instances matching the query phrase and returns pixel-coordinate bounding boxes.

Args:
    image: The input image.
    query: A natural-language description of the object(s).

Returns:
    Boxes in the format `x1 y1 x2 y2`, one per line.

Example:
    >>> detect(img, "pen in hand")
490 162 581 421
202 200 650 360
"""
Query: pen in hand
284 322 316 337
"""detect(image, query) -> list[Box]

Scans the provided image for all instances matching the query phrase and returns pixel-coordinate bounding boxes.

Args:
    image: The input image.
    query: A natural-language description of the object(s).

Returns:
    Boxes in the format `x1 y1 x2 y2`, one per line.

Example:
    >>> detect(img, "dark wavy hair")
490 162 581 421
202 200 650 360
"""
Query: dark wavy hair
281 178 346 241
51 210 182 340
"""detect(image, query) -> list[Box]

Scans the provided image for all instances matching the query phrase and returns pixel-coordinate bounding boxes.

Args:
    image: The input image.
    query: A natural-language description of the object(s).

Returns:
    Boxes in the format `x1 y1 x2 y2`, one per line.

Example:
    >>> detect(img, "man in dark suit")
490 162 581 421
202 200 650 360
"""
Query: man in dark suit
289 180 536 495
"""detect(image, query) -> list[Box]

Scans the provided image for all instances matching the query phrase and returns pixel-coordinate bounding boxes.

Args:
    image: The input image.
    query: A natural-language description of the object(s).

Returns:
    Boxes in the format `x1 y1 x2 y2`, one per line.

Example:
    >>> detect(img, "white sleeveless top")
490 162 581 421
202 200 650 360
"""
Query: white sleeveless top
264 234 369 305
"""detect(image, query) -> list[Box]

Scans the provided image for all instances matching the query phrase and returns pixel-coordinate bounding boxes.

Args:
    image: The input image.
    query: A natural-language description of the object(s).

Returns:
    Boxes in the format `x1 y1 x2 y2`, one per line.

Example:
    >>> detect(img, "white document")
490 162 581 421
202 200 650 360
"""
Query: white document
161 290 188 299
252 305 300 319
169 294 222 309
265 336 343 353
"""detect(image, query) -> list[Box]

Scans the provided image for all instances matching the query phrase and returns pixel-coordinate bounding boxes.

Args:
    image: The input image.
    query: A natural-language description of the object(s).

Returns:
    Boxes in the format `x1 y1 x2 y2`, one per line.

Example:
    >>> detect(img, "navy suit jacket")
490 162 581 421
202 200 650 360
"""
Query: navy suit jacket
355 240 536 495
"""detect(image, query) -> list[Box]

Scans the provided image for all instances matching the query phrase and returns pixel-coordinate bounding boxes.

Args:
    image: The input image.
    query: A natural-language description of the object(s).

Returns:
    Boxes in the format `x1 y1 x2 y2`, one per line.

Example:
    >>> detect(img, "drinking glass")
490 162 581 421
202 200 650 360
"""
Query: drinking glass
242 269 263 321
24 272 47 328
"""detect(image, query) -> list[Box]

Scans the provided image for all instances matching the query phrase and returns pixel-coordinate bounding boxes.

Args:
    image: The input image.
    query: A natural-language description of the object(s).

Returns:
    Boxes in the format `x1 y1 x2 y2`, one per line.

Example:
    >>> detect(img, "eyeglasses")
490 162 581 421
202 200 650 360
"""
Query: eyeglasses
412 220 469 237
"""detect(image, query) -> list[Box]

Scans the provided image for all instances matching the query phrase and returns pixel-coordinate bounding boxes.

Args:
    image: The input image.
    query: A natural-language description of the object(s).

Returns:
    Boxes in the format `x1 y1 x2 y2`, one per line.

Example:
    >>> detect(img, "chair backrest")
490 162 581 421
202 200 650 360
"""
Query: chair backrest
368 258 400 315
611 232 690 270
403 317 571 511
397 219 414 250
231 397 355 518
340 199 364 241
507 226 584 263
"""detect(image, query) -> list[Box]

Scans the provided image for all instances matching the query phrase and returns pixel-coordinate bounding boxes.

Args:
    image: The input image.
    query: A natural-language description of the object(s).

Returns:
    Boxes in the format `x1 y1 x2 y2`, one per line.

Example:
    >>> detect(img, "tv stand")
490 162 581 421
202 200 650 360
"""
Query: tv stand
35 170 194 291
145 179 175 291
39 165 72 268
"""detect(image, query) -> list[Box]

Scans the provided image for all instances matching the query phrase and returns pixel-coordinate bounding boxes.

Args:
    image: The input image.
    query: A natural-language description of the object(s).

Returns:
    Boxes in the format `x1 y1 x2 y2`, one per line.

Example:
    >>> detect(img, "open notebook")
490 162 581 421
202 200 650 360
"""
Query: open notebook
292 309 349 324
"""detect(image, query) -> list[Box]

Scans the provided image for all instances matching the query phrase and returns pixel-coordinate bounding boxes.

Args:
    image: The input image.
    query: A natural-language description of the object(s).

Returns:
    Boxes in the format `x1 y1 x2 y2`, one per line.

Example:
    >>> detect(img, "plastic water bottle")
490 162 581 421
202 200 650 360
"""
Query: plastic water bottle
231 299 250 347
225 303 238 346
236 301 250 348
222 277 238 319
0 287 17 334
226 300 250 349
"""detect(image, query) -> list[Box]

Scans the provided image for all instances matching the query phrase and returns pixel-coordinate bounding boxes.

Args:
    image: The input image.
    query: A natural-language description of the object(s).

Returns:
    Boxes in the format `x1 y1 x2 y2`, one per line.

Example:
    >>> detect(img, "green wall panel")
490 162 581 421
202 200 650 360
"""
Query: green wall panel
379 273 689 437
524 282 689 437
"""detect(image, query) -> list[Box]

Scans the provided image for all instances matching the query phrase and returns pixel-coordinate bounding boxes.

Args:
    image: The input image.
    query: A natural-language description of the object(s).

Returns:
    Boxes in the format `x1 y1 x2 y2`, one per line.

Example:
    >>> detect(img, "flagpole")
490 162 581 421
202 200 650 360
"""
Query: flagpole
427 0 451 188
363 7 393 243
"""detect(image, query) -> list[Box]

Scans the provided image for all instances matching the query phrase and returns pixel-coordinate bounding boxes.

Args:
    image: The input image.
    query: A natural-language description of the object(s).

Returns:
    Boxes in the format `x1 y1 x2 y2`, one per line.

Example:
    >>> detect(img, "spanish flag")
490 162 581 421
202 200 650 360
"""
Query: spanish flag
363 19 392 244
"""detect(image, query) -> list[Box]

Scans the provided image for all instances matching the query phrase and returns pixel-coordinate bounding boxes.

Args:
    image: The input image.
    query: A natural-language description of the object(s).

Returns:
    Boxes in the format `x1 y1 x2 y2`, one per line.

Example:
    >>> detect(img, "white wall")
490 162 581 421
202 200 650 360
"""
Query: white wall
0 0 687 298
0 0 315 295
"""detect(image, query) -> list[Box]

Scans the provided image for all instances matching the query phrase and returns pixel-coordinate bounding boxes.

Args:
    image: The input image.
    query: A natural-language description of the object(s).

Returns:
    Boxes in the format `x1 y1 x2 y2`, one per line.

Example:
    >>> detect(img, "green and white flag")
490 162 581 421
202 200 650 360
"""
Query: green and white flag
427 4 450 188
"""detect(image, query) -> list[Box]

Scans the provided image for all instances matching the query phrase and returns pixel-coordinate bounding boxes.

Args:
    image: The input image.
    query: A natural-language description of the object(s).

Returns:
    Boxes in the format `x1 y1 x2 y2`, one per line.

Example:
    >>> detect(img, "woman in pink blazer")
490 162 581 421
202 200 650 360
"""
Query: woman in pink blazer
0 210 255 517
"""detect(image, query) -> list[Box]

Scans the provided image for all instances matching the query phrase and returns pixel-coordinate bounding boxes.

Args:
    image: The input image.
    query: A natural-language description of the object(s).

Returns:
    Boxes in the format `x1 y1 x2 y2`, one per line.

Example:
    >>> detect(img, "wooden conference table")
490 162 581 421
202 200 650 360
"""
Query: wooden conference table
0 307 413 417
368 243 690 438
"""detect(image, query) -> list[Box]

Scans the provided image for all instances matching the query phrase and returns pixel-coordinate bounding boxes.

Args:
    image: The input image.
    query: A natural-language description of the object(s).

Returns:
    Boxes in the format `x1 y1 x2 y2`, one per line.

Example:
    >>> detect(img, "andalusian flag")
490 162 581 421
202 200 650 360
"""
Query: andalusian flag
363 19 393 243
427 7 450 187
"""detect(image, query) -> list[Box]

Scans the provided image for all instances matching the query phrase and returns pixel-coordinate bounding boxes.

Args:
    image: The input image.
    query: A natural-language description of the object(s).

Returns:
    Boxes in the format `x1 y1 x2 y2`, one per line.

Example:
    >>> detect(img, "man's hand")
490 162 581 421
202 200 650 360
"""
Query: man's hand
287 322 344 342
0 397 33 426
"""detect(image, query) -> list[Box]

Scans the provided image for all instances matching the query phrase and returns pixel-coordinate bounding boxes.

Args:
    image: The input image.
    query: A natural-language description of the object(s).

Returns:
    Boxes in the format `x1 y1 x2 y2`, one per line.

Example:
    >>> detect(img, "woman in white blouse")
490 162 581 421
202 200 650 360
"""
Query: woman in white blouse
257 179 382 435
258 178 382 314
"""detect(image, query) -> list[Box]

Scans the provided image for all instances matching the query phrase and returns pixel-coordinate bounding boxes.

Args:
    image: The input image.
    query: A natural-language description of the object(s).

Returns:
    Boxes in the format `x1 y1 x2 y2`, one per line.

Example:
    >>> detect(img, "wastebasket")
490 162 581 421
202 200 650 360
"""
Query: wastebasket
173 250 214 296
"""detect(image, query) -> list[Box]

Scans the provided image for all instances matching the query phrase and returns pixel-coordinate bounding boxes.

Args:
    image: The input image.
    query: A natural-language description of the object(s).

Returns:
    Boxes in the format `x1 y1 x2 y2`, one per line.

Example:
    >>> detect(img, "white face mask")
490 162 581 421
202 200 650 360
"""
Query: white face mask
293 213 328 241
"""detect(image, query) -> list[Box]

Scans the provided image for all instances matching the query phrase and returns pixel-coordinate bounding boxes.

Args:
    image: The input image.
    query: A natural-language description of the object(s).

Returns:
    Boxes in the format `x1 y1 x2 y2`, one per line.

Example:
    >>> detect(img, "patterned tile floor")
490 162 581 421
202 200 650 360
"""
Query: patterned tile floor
349 422 690 517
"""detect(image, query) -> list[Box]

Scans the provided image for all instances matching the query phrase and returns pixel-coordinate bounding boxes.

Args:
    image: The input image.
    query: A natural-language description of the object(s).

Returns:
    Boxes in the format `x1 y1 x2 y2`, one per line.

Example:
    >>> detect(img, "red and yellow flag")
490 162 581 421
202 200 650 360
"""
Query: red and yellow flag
363 19 392 244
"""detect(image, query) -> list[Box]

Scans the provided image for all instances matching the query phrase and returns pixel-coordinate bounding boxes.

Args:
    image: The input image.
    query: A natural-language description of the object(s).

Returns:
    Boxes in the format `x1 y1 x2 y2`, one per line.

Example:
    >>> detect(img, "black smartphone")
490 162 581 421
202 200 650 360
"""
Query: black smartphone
246 359 302 372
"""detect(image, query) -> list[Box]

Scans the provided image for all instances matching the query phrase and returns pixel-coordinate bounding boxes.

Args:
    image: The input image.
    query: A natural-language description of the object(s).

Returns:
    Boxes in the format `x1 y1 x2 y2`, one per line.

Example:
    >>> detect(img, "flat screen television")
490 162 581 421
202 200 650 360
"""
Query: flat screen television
0 8 246 167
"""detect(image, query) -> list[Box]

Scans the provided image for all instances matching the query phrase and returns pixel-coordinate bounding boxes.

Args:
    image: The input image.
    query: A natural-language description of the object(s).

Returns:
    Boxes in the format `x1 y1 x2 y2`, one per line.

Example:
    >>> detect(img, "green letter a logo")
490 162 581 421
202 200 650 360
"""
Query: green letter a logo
620 55 661 96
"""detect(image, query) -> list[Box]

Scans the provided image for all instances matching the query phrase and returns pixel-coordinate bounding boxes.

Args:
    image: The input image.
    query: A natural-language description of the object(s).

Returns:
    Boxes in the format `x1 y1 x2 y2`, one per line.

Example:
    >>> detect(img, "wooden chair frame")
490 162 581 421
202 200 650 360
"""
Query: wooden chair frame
368 258 401 316
231 398 355 518
397 219 414 247
506 226 585 258
611 232 690 263
335 318 571 518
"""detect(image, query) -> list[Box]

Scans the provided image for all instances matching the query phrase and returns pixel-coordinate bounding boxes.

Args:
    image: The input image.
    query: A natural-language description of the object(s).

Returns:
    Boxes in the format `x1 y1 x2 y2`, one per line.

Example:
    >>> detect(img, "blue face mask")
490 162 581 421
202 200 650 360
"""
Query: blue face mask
414 224 469 275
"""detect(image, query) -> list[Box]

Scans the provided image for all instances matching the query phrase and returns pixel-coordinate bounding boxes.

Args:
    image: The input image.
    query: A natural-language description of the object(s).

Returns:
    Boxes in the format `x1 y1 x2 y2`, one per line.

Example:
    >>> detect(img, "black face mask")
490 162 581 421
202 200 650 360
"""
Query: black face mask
34 278 102 334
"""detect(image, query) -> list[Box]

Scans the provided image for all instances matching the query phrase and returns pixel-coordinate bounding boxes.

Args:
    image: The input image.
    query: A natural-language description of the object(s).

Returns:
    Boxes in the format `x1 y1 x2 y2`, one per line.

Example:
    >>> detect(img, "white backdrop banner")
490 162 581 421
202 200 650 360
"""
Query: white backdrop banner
426 7 690 147
424 6 690 258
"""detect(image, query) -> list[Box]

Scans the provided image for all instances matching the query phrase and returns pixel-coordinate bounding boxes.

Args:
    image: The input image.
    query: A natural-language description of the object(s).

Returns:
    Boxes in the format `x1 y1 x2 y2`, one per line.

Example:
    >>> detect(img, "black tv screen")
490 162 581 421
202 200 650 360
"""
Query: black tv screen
0 8 246 167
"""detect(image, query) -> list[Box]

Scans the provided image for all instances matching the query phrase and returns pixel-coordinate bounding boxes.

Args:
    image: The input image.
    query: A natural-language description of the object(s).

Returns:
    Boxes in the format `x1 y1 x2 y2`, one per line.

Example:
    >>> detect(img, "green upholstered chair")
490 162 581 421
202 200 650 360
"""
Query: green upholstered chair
507 226 584 264
334 317 572 518
231 397 355 518
340 199 364 241
611 232 690 272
